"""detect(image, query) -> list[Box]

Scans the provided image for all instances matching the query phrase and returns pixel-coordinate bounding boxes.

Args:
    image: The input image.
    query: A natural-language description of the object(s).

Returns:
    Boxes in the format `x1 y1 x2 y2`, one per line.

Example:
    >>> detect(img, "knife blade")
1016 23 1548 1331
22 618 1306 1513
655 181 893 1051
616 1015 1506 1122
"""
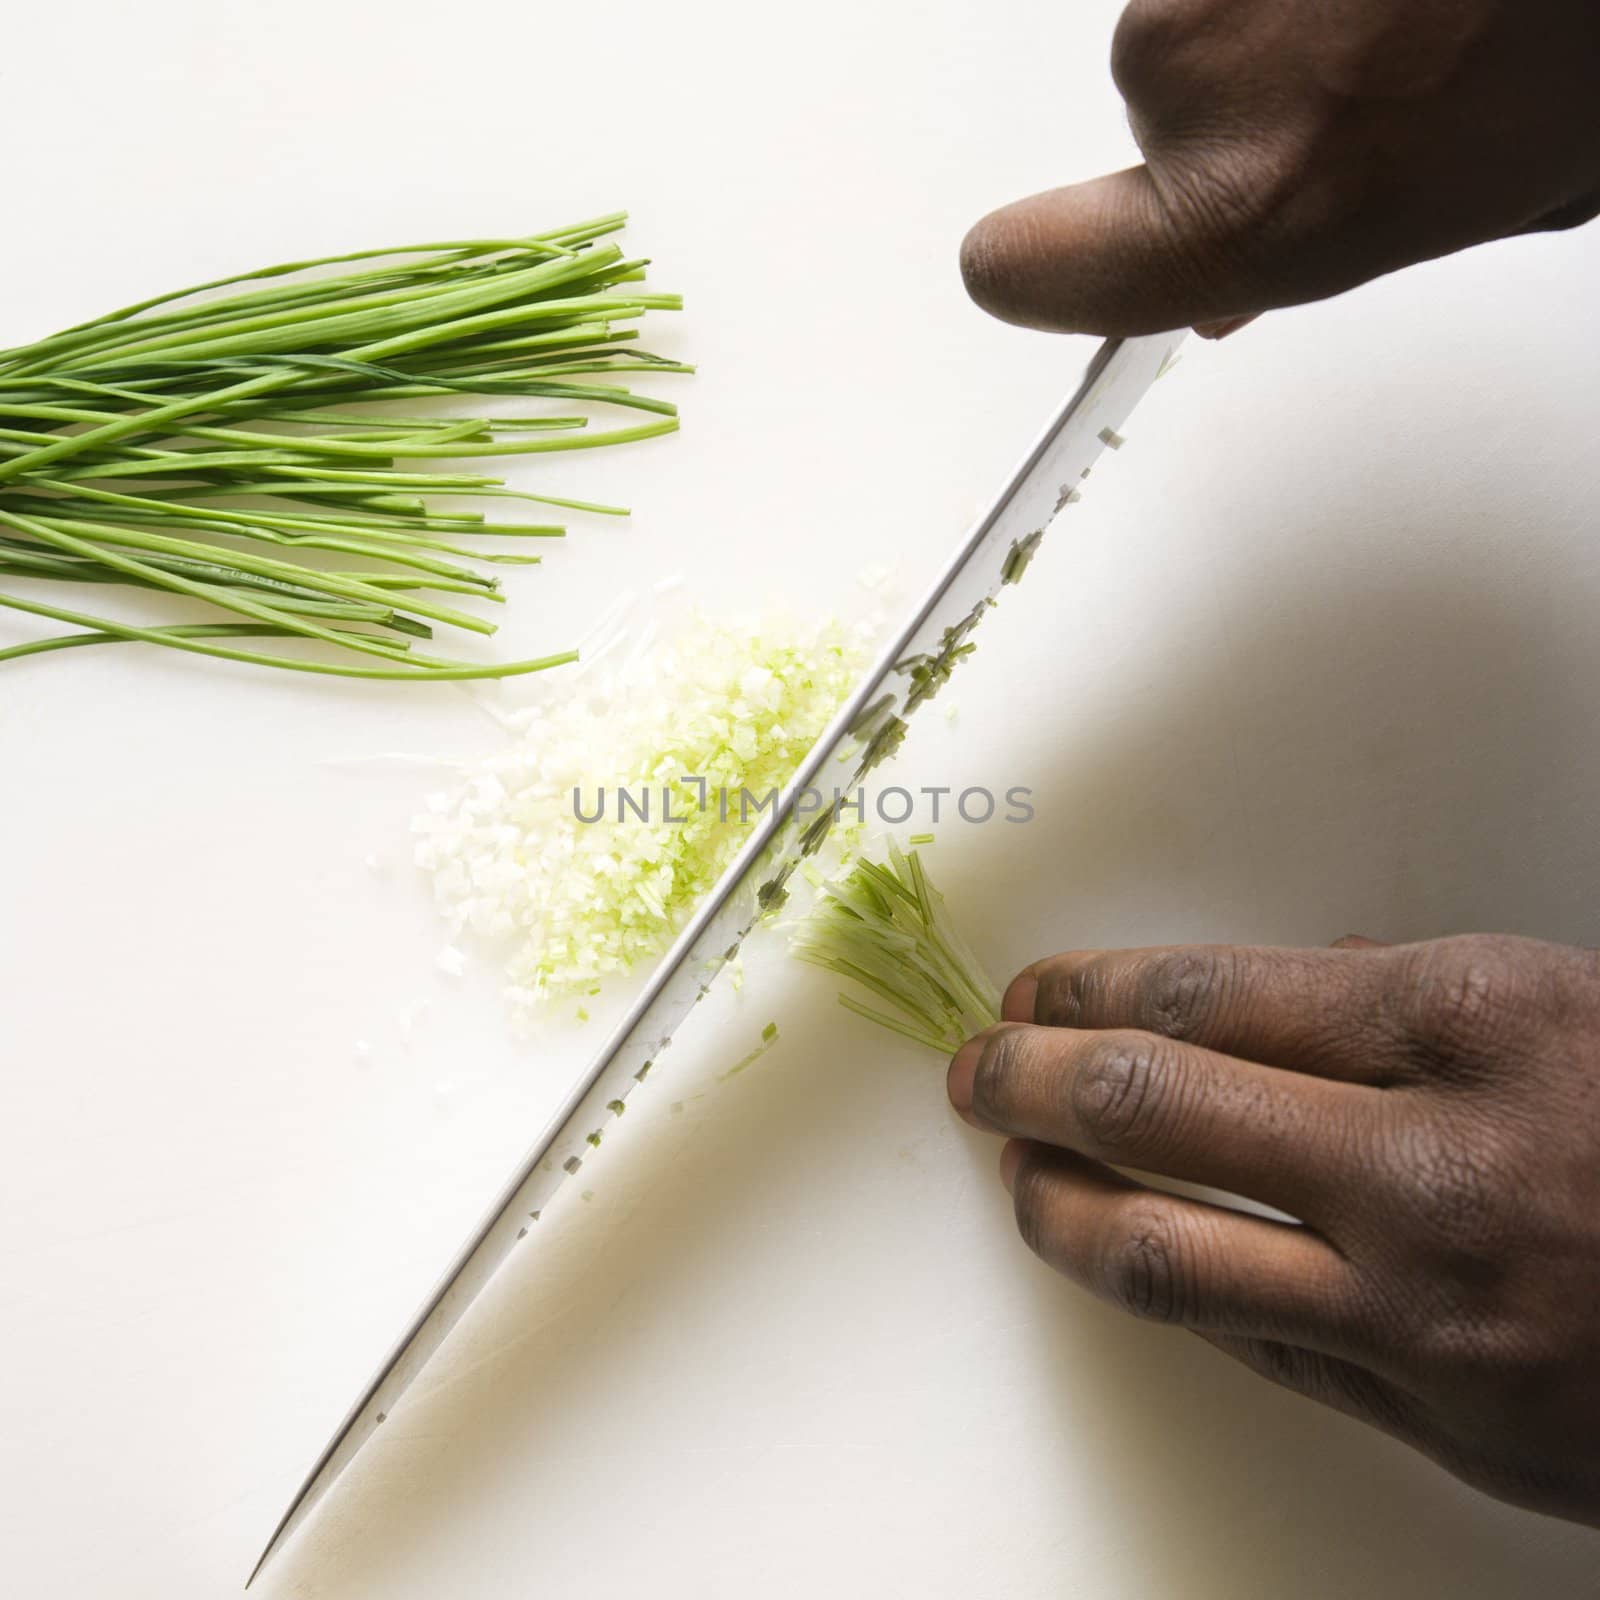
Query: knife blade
247 329 1184 1586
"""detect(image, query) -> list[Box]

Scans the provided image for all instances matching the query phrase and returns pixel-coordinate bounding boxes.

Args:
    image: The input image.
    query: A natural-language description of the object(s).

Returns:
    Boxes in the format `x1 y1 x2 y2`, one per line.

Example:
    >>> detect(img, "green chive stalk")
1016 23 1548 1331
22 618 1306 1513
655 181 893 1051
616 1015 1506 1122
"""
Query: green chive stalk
791 844 1001 1053
0 213 688 680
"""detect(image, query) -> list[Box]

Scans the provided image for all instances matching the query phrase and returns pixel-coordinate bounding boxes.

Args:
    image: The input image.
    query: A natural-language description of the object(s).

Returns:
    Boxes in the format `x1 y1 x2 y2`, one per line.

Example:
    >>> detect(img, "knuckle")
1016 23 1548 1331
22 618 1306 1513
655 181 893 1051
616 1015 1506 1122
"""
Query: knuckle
1369 1096 1574 1383
1384 1111 1514 1263
1035 959 1103 1029
1109 3 1172 99
1100 1205 1192 1324
1106 5 1386 311
1110 0 1224 97
1408 936 1535 1067
1069 1032 1182 1158
1395 1279 1572 1427
1137 948 1231 1042
1408 1303 1525 1383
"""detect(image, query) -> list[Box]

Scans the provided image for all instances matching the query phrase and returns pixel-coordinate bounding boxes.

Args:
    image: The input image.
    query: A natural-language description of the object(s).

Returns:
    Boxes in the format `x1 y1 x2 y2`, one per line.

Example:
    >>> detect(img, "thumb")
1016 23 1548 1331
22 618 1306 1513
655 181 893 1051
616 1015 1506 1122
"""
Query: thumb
961 165 1262 337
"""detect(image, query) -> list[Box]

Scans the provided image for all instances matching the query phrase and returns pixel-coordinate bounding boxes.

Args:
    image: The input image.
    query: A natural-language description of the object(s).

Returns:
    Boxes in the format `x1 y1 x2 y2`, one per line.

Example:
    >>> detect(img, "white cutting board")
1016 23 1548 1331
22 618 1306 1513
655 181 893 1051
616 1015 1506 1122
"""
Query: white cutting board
2 2 1598 1596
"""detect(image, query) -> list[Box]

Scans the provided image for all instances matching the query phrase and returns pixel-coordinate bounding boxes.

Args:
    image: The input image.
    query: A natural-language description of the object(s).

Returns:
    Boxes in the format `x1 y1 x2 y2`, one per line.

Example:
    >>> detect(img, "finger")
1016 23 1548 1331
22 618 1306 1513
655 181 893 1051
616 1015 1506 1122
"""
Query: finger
1003 944 1414 1085
1195 1331 1422 1443
959 151 1355 337
999 1141 1372 1360
961 168 1242 337
1331 934 1389 950
950 1023 1378 1224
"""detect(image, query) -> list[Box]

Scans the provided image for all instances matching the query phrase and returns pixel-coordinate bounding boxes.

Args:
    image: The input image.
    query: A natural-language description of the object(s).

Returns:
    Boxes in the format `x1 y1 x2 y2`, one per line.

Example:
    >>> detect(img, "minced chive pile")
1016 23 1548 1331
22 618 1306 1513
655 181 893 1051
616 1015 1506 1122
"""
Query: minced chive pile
0 213 686 679
414 614 867 1028
792 843 1000 1053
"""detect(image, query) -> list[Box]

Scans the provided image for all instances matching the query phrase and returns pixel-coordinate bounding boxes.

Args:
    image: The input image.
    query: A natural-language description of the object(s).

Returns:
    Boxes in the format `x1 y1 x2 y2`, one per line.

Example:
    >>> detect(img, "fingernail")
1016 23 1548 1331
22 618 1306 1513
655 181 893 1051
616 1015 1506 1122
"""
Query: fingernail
947 1037 984 1123
1001 974 1038 1024
999 1139 1026 1194
1194 314 1257 341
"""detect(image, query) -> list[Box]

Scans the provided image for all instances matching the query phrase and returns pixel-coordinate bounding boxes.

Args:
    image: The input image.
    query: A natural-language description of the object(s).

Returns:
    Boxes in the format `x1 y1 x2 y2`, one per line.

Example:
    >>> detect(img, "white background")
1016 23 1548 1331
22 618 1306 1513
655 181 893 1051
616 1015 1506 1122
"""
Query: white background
3 2 1599 1595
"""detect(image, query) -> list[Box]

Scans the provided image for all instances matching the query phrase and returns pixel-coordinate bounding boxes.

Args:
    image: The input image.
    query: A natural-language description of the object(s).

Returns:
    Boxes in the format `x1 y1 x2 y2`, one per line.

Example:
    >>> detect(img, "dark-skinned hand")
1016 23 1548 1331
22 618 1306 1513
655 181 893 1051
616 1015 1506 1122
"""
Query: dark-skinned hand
960 0 1600 336
947 935 1600 1527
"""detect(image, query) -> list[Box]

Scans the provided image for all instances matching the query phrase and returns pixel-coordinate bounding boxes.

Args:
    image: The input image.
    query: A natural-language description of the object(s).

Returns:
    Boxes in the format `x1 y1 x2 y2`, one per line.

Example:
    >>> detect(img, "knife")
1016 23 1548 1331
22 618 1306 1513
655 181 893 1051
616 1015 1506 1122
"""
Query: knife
246 329 1185 1587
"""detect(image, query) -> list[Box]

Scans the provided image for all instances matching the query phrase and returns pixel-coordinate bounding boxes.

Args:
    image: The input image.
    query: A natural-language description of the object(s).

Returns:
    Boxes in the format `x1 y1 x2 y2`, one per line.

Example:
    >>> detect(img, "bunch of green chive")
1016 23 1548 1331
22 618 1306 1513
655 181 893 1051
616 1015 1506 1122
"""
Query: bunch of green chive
0 212 687 681
791 844 1001 1053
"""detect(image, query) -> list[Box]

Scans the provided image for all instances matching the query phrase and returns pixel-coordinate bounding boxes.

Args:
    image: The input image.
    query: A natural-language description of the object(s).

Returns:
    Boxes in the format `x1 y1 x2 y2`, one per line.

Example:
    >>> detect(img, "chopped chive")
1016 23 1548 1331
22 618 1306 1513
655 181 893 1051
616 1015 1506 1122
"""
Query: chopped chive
719 1022 783 1081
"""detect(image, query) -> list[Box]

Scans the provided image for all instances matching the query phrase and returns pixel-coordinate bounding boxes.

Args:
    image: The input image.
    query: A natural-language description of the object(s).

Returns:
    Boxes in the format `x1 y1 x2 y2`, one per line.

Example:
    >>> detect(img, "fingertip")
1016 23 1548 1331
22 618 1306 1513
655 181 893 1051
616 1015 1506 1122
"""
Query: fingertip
958 171 1198 336
958 208 1020 323
1001 973 1039 1024
961 191 1097 331
946 1036 985 1124
999 1138 1028 1194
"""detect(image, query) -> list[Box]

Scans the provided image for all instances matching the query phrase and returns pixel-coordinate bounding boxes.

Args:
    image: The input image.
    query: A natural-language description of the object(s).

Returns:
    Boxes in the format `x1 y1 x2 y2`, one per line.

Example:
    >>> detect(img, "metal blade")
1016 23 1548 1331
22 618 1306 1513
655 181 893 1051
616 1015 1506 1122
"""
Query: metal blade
247 330 1184 1586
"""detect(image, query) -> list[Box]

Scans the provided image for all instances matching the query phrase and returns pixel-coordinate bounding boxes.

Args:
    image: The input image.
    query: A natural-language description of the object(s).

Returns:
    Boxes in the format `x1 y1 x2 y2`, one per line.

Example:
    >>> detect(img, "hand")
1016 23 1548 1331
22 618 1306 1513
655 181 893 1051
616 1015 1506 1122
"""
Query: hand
960 0 1600 336
947 933 1600 1527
